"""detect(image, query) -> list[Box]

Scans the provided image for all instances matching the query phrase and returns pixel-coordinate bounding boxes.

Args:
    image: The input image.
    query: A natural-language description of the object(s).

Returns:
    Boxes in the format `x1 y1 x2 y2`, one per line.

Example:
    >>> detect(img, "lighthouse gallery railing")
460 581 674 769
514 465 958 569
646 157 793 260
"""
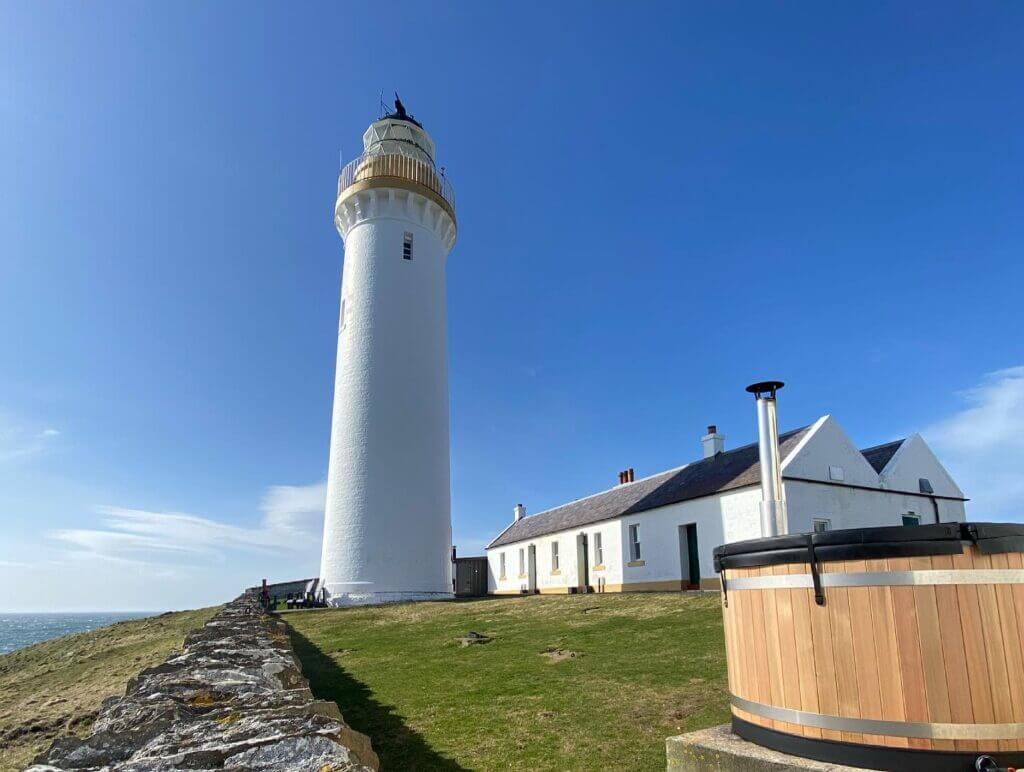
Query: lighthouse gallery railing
337 152 456 214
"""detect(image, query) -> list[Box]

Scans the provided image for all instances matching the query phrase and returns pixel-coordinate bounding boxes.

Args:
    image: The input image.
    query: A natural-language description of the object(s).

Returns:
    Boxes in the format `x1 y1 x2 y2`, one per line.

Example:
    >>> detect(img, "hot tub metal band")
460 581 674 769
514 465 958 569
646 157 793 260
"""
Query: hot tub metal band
731 695 1024 740
723 568 1024 591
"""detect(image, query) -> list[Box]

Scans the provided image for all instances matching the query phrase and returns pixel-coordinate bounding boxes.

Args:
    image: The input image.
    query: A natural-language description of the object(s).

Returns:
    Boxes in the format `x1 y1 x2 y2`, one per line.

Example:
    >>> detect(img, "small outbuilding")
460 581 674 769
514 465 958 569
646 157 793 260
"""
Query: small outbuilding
453 556 489 597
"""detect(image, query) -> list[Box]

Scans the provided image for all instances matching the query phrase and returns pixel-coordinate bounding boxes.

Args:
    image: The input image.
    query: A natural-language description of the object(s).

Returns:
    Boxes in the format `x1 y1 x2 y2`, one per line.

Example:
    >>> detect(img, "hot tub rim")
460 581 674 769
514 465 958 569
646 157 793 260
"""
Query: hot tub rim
714 521 1024 573
731 715 1024 772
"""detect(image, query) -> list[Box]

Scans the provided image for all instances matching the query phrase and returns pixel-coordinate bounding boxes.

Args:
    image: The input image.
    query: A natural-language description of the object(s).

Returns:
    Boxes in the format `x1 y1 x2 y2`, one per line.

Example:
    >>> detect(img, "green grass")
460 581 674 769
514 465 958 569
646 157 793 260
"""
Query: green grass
0 607 218 772
281 592 729 771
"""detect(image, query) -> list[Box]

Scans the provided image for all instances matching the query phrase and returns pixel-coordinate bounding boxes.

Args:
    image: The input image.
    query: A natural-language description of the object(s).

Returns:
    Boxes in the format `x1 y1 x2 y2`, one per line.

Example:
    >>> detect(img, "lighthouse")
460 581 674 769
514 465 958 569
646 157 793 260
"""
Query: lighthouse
319 99 457 605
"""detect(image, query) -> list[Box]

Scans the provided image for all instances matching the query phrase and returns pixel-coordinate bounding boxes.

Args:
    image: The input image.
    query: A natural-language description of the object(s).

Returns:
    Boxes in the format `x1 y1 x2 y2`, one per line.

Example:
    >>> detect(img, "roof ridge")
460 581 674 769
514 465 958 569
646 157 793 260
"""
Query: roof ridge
522 464 689 520
521 424 811 522
487 421 815 548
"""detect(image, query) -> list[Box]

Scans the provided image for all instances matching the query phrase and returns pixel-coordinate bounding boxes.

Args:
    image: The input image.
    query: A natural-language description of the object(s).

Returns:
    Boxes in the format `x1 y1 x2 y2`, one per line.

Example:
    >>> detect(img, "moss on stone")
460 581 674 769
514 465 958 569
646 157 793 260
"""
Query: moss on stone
0 607 218 771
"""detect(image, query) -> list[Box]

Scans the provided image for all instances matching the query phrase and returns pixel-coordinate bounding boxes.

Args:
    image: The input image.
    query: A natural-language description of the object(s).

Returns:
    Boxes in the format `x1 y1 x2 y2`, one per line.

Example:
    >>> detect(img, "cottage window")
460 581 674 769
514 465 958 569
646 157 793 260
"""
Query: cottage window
499 552 507 580
629 524 641 561
813 518 831 533
551 541 559 571
902 512 921 526
518 548 525 575
593 532 604 565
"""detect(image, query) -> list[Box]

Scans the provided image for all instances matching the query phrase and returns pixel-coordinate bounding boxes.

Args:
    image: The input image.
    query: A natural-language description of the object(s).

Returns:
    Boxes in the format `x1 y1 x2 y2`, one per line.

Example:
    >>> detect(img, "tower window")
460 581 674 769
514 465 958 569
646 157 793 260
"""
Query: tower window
402 232 413 260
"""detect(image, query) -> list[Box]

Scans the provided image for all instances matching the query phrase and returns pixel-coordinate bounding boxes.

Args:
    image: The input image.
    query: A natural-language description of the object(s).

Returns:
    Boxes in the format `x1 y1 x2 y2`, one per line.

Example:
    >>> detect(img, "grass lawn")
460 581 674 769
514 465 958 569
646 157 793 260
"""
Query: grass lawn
0 607 218 772
281 592 729 771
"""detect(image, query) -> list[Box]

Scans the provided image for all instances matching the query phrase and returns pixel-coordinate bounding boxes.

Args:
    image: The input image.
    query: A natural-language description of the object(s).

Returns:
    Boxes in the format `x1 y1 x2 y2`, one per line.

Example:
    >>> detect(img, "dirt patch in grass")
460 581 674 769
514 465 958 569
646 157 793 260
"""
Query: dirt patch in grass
0 607 218 772
540 647 581 662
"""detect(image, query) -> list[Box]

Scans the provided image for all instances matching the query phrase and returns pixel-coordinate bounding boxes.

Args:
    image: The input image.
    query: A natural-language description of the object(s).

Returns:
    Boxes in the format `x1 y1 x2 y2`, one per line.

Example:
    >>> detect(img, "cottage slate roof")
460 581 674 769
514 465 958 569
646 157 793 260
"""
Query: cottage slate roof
487 426 814 549
859 439 906 474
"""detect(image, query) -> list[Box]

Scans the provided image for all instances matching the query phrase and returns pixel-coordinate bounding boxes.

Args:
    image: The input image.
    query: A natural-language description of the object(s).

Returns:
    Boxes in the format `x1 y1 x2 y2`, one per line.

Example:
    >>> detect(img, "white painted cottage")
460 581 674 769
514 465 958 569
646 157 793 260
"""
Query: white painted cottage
485 416 966 595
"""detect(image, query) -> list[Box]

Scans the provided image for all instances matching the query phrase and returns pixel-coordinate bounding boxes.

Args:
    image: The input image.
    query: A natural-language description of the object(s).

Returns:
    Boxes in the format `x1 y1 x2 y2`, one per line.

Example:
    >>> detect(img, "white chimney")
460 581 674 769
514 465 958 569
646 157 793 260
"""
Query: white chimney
702 425 725 458
514 503 526 522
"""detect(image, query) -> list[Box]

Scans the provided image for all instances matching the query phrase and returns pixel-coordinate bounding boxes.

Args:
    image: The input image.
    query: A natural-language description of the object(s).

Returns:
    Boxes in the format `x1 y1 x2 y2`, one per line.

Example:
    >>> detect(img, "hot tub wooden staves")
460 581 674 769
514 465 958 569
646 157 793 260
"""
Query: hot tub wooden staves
714 522 1024 772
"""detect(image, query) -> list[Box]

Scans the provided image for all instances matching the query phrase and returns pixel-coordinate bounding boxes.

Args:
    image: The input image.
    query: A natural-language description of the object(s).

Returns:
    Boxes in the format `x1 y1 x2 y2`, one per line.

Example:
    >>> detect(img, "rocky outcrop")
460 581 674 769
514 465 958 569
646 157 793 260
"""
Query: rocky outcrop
27 595 377 772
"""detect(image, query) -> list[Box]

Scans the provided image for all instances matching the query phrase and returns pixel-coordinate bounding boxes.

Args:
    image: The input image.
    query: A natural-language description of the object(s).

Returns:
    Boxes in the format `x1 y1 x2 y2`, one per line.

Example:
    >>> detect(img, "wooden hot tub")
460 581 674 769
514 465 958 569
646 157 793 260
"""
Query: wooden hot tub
713 522 1024 772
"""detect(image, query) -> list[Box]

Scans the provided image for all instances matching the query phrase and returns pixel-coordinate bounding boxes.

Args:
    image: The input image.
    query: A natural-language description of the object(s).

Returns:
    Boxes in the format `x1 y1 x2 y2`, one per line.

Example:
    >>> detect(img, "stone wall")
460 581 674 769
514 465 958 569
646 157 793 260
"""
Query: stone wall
27 595 377 772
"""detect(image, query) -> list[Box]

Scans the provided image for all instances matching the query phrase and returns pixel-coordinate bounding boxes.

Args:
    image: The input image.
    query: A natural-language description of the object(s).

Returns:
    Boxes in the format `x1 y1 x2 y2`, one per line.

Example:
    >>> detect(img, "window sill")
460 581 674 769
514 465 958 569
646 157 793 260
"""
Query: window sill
627 560 646 568
592 564 606 571
550 569 561 576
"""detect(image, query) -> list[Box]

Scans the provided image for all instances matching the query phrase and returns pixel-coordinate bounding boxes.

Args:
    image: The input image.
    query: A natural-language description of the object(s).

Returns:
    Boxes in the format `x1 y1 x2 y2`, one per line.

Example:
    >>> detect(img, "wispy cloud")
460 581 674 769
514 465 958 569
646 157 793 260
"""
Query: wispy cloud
260 482 328 537
50 482 326 565
0 422 61 462
924 366 1024 520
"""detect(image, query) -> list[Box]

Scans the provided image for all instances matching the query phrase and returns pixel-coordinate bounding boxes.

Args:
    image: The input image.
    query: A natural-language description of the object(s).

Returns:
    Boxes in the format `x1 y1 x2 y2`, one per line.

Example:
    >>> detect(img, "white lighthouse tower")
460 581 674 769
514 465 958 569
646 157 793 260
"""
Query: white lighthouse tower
319 99 457 605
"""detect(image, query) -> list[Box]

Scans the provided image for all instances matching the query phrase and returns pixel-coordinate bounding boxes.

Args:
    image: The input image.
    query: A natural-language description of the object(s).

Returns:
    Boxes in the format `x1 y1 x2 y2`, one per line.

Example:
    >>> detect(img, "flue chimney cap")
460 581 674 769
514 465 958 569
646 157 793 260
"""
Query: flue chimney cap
746 381 785 399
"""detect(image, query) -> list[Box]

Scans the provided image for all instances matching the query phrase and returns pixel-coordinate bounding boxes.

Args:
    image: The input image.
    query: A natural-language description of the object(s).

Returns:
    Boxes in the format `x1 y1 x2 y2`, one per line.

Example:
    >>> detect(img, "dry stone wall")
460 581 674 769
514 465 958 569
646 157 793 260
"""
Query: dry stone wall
27 595 377 772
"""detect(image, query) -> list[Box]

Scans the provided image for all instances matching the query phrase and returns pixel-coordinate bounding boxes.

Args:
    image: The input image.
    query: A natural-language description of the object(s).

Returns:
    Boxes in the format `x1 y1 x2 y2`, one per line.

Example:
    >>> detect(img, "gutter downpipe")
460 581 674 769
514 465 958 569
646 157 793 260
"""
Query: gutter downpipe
746 381 787 538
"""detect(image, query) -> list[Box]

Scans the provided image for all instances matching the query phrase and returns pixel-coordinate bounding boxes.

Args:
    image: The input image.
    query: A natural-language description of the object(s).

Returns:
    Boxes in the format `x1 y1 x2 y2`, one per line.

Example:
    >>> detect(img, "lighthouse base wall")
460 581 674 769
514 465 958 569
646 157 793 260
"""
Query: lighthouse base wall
322 589 454 607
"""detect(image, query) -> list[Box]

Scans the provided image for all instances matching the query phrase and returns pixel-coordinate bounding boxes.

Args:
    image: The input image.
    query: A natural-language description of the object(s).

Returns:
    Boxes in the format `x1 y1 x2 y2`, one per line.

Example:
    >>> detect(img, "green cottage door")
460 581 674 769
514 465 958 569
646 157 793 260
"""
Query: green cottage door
678 524 700 590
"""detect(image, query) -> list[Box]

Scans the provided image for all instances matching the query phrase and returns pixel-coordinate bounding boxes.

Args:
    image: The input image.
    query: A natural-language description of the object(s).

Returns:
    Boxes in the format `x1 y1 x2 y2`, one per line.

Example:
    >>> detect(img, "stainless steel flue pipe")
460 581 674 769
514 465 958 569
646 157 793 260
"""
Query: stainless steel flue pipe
746 381 787 537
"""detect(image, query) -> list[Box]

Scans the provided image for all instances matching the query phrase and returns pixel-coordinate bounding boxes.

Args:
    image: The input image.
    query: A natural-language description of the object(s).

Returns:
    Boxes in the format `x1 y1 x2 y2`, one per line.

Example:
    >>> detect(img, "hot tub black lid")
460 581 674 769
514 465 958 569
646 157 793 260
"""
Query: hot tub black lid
713 522 1024 572
964 521 1024 554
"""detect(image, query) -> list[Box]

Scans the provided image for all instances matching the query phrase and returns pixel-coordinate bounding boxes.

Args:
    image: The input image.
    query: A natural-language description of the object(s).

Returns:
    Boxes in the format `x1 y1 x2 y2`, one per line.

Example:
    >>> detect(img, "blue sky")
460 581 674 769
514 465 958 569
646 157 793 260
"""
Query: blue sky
1 2 1022 611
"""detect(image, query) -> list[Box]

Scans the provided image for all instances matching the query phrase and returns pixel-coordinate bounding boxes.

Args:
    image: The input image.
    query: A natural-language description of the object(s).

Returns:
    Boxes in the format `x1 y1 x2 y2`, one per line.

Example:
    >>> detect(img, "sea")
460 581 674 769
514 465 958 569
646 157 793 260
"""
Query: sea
0 612 153 655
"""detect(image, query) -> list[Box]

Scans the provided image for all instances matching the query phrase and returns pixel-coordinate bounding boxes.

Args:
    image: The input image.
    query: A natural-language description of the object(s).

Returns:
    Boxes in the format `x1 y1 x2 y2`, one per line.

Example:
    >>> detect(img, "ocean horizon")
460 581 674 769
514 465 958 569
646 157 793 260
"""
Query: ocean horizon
0 611 156 654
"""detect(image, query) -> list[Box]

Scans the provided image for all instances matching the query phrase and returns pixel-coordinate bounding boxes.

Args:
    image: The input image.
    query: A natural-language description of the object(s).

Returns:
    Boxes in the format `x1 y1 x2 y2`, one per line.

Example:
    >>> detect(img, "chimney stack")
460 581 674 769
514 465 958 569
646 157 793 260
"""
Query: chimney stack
746 381 787 537
513 503 526 522
702 425 725 458
618 469 635 484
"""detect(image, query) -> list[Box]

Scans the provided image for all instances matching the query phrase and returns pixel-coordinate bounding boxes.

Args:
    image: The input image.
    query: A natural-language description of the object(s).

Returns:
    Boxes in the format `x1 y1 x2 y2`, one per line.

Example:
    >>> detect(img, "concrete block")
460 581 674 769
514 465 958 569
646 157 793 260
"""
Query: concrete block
666 725 880 772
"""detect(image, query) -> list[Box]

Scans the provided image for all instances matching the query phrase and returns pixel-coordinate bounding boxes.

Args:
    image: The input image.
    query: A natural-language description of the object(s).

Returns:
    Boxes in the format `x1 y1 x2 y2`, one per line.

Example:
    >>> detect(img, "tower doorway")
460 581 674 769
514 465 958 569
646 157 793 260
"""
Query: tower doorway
678 524 700 590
